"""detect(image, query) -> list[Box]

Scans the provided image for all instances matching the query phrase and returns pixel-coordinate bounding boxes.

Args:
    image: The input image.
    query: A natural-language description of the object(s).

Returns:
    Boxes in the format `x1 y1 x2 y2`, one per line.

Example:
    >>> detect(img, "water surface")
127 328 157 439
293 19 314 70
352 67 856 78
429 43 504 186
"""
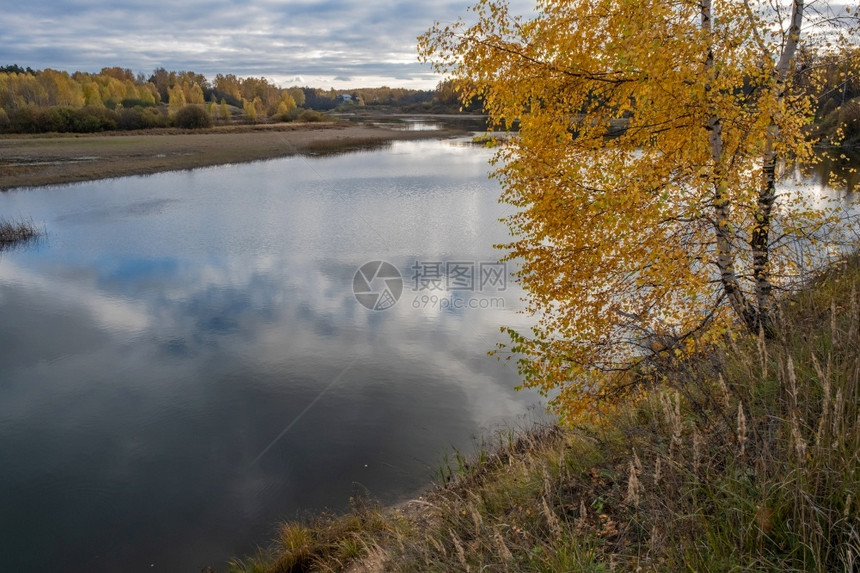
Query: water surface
0 138 541 572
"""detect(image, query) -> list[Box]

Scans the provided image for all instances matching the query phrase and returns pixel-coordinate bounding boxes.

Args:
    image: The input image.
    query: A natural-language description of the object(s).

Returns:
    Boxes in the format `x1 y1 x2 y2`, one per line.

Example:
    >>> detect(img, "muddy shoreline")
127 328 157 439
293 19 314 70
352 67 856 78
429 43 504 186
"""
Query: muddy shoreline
0 122 464 190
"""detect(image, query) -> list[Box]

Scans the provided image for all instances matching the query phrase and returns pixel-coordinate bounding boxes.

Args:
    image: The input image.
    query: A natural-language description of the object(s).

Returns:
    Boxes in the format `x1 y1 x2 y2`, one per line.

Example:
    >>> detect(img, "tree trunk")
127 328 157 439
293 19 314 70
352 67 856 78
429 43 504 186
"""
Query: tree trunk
703 0 759 334
752 0 804 337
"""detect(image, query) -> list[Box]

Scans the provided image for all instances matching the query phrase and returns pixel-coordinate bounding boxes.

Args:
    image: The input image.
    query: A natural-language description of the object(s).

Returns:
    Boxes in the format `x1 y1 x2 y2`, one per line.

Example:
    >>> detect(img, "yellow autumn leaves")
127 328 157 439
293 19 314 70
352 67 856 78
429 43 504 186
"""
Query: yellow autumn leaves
419 0 853 420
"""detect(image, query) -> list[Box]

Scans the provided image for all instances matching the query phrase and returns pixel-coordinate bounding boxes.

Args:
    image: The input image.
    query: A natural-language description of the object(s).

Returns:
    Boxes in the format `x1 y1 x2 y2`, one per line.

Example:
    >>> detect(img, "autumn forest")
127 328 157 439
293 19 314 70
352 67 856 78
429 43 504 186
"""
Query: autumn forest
0 65 444 133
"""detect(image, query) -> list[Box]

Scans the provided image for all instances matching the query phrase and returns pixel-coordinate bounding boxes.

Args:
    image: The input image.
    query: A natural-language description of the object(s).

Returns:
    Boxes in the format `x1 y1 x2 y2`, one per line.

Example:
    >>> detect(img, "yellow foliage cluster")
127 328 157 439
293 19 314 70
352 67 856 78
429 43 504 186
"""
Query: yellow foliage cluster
0 68 157 111
213 73 299 117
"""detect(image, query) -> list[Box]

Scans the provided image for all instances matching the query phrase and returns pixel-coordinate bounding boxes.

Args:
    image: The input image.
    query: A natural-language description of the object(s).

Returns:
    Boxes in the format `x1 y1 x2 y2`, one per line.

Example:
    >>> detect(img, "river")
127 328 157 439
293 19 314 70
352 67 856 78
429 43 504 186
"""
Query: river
0 136 542 571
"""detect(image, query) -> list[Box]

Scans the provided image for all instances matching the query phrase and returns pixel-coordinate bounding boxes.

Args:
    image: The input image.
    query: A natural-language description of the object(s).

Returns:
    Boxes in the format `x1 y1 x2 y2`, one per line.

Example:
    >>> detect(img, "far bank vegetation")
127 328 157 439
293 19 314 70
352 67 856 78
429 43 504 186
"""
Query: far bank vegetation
0 65 459 135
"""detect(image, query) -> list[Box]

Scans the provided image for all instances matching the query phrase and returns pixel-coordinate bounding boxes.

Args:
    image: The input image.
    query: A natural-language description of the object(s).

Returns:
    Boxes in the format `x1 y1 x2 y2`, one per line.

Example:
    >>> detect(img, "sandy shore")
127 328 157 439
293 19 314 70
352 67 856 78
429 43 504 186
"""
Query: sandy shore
0 122 462 190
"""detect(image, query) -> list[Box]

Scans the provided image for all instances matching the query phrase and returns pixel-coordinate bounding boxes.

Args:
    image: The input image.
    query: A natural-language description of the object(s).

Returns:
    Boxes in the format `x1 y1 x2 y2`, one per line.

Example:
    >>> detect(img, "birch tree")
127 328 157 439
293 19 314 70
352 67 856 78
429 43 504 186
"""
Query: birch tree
419 0 859 420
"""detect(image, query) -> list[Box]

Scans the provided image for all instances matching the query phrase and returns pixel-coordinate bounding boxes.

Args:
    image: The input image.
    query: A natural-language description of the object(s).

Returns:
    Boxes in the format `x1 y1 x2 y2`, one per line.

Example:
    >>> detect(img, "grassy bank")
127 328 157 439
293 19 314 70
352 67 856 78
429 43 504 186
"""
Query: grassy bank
0 122 464 190
226 255 860 572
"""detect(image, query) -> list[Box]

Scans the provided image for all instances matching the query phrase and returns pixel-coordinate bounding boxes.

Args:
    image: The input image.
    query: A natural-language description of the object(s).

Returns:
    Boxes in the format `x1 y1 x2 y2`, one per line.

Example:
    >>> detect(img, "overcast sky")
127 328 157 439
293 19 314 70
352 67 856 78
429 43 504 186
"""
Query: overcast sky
0 0 534 90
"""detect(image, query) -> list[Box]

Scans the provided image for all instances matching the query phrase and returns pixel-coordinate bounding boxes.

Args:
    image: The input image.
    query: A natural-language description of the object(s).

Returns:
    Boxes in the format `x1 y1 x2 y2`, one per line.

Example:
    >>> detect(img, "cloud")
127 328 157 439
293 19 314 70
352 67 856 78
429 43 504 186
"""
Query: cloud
0 0 535 88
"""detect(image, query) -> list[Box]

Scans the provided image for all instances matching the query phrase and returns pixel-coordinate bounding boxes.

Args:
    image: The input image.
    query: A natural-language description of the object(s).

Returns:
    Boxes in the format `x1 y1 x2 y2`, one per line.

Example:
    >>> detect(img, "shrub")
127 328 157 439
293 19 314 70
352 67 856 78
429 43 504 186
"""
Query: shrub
120 98 156 108
271 106 299 123
8 105 117 133
9 106 54 133
117 106 168 130
67 106 117 132
172 104 213 129
297 109 328 123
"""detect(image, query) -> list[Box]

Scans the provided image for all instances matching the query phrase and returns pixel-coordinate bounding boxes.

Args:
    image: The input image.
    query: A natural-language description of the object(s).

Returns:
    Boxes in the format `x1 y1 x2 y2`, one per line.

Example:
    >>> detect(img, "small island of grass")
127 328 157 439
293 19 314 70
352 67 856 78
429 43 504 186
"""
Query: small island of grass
0 217 40 249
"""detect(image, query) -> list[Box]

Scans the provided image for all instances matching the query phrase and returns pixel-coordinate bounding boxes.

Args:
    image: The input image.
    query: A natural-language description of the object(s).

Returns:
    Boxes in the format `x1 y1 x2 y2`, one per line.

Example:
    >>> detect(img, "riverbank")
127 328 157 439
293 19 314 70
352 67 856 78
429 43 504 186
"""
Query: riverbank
226 255 860 572
0 122 463 190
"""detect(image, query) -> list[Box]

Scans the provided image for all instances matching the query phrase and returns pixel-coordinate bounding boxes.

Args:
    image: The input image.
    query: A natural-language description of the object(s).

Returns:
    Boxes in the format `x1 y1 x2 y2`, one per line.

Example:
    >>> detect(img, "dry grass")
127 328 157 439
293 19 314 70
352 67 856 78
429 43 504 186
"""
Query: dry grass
0 122 463 190
225 256 860 573
602 258 860 571
0 217 41 248
226 497 402 573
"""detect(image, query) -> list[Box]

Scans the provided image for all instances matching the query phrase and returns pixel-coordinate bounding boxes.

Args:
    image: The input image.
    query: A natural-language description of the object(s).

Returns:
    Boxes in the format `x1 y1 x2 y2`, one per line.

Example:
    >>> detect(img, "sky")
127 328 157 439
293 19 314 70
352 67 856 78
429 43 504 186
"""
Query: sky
0 0 534 90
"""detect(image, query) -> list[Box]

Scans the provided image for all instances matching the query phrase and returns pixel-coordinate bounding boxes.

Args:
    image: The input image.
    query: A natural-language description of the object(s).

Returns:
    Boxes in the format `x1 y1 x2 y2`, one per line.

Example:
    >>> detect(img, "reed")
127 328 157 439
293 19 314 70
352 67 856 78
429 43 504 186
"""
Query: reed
0 217 40 248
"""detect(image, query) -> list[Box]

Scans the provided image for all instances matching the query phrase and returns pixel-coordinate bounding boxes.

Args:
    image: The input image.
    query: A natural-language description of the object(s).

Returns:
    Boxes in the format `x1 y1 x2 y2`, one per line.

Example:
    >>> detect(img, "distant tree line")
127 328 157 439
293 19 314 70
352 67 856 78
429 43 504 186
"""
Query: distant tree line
0 65 36 75
300 86 434 110
0 65 471 134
